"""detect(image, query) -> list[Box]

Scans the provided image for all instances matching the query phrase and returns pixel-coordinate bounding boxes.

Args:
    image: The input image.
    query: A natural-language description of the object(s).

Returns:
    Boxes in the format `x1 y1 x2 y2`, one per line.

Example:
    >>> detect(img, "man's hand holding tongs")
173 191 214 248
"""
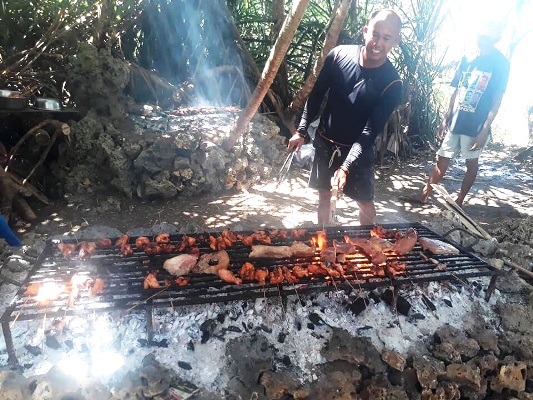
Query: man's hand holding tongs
287 131 305 153
331 167 348 191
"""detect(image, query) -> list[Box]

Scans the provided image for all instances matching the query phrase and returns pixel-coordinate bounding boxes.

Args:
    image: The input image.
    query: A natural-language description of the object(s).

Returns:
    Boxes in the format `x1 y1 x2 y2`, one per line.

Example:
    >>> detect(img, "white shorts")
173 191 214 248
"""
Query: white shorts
437 131 489 159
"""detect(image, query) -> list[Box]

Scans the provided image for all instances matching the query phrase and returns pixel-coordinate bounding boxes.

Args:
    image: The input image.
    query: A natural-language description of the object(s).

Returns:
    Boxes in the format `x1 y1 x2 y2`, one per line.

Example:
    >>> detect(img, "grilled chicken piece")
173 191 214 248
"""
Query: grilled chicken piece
394 228 418 255
163 253 198 276
217 269 242 285
269 267 284 285
155 233 171 244
320 247 337 264
238 231 272 246
143 272 160 289
385 261 407 280
371 225 400 239
418 237 459 254
343 236 387 265
193 250 230 275
255 268 269 285
177 235 197 251
369 237 395 252
290 229 307 239
144 243 162 255
282 267 299 283
239 262 256 281
160 244 178 253
78 241 97 259
290 241 316 257
292 265 309 279
135 236 151 249
249 245 291 259
95 238 113 248
333 239 357 254
90 278 105 297
115 234 129 247
120 244 134 257
175 276 190 286
308 263 341 278
58 243 77 258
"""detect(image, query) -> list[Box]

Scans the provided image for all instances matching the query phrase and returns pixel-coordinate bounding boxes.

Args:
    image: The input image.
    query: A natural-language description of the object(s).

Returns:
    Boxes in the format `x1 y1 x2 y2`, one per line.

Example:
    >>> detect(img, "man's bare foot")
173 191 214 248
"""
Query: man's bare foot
399 195 428 205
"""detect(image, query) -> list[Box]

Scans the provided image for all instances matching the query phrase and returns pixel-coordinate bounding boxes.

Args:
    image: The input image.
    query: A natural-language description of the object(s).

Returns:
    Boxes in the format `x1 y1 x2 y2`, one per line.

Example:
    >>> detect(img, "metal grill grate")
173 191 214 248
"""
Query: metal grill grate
2 223 496 323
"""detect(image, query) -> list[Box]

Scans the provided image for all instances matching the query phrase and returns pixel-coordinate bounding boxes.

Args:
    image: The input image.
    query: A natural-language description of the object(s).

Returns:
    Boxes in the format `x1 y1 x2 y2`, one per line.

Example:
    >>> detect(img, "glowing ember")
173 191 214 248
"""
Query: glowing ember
36 283 65 304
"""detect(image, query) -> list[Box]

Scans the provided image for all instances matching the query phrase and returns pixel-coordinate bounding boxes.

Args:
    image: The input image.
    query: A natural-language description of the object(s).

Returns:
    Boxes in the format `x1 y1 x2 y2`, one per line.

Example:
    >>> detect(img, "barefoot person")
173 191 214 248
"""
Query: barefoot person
288 9 403 225
406 22 510 207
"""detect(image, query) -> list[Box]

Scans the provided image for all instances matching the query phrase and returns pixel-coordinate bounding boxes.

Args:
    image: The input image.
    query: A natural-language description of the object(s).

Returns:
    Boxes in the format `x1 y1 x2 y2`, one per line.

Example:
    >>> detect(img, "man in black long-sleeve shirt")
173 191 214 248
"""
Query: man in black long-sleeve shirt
288 9 402 225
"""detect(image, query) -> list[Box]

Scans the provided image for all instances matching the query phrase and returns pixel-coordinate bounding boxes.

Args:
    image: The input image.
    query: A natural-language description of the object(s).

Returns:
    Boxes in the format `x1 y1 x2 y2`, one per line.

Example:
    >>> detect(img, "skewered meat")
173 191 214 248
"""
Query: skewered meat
155 233 171 244
269 267 284 285
115 234 129 247
320 247 337 263
343 237 387 265
160 244 178 253
217 269 242 285
269 229 288 240
369 237 395 252
68 274 92 307
78 241 96 259
120 244 134 257
175 276 190 286
290 229 307 239
177 235 197 251
143 272 160 289
239 262 256 281
90 278 105 296
193 250 230 274
135 236 151 249
282 267 299 283
249 245 291 259
58 243 77 258
144 243 162 255
371 225 400 239
238 231 272 246
419 237 459 254
163 254 198 276
96 238 113 248
308 263 341 278
255 268 269 285
333 239 357 254
289 241 316 257
394 228 418 255
292 265 309 278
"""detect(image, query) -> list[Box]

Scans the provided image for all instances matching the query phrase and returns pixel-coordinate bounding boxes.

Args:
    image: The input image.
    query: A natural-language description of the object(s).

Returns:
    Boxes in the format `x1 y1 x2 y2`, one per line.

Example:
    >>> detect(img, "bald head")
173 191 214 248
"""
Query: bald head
369 9 402 35
362 9 402 67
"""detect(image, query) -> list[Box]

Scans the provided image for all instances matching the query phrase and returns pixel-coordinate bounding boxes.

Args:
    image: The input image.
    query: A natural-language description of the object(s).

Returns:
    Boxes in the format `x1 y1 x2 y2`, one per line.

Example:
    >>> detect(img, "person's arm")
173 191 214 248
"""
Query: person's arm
332 80 402 189
469 92 504 151
288 49 336 152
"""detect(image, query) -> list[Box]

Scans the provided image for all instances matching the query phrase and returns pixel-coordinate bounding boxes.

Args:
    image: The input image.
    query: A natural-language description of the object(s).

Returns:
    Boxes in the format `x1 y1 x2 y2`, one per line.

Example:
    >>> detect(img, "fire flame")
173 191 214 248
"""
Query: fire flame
36 282 65 304
310 230 328 252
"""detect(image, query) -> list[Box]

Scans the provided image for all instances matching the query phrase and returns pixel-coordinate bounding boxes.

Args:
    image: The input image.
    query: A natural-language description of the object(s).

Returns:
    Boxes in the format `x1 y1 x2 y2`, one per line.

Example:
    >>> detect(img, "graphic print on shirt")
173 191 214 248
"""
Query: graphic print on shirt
457 70 492 113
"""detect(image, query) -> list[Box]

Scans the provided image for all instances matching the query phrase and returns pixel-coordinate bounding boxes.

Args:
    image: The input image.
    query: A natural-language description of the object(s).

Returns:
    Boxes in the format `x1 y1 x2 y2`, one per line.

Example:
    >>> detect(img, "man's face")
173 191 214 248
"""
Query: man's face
362 17 401 66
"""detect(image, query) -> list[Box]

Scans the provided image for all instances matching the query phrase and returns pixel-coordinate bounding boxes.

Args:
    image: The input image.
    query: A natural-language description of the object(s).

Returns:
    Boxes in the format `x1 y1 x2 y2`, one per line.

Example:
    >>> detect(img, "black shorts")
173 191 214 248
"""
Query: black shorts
309 134 375 201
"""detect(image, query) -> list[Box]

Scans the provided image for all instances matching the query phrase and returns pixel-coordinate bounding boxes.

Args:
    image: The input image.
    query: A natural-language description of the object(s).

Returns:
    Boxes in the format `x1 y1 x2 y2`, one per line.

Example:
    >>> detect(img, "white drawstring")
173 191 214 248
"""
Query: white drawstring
328 145 341 168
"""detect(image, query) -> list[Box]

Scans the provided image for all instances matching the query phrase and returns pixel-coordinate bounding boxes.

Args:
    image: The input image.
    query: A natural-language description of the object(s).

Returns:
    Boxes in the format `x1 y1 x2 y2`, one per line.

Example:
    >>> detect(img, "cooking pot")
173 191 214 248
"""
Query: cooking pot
0 90 29 110
34 97 61 110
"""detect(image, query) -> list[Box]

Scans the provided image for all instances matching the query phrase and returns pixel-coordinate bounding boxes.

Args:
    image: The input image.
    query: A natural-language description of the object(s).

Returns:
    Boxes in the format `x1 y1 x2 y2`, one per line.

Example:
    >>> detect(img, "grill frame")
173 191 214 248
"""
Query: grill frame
1 223 497 363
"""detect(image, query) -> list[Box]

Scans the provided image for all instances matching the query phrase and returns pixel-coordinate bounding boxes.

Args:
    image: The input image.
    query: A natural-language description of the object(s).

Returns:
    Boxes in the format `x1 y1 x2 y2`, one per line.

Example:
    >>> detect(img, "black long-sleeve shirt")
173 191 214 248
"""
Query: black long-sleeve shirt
297 45 402 170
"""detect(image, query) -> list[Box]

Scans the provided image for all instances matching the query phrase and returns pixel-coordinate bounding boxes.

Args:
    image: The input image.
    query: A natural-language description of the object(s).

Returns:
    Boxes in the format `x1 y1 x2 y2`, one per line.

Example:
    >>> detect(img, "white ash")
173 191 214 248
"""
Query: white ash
0 275 502 392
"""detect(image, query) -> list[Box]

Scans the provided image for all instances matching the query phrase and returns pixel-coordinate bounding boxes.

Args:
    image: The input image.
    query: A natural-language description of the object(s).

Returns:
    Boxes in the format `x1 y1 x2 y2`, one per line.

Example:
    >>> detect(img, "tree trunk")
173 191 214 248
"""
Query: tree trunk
270 0 292 108
285 0 353 124
222 0 310 151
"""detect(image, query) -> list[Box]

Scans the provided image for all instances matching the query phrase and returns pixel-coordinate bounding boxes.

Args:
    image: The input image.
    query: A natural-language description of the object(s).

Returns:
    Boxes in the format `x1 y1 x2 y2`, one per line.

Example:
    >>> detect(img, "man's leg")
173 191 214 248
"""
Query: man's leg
356 200 375 226
456 157 479 207
418 155 451 203
317 190 331 225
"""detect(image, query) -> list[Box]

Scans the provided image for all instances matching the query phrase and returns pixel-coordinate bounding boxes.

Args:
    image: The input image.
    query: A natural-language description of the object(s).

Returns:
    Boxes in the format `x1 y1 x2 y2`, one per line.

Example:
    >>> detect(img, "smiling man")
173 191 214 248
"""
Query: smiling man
288 9 403 226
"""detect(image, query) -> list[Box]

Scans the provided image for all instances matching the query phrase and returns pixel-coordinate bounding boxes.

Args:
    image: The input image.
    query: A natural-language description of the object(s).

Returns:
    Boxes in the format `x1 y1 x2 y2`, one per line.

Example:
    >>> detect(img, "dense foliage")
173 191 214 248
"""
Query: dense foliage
0 0 449 149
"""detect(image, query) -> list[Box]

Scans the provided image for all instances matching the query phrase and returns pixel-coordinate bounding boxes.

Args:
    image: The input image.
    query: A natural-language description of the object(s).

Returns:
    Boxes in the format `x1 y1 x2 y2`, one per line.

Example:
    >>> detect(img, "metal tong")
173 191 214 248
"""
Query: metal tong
277 150 295 182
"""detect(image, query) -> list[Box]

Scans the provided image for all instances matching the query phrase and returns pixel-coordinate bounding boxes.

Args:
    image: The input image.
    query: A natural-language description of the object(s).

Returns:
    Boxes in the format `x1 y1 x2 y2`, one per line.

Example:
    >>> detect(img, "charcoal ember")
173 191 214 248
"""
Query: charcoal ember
178 361 192 370
282 355 291 367
149 339 169 348
357 326 373 335
421 294 436 311
347 297 368 316
64 339 74 350
225 325 242 333
442 297 453 307
381 289 411 316
278 332 287 343
24 344 42 356
368 291 381 304
410 313 426 321
217 313 226 323
296 321 302 331
187 341 195 352
259 324 272 333
200 319 217 344
307 323 315 330
45 335 61 350
260 341 269 352
309 312 324 325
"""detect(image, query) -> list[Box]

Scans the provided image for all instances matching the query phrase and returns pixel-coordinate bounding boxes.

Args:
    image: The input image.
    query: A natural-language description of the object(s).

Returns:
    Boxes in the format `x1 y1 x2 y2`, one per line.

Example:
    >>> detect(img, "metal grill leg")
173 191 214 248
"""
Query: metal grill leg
146 307 154 343
2 321 18 365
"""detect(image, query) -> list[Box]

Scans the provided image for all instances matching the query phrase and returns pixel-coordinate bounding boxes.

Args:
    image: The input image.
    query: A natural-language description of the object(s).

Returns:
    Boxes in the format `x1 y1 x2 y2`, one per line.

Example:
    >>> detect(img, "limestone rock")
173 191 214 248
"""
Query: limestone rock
445 363 482 391
491 358 527 393
381 349 407 371
413 355 445 390
434 325 480 359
